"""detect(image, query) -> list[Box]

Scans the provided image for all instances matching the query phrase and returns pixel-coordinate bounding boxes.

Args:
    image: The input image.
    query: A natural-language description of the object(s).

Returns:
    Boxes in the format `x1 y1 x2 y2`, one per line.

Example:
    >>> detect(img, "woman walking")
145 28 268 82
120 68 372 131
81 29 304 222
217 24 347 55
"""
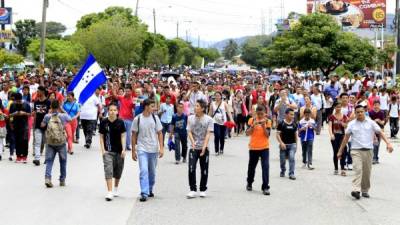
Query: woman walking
328 101 348 176
233 90 246 136
209 92 233 155
62 92 80 155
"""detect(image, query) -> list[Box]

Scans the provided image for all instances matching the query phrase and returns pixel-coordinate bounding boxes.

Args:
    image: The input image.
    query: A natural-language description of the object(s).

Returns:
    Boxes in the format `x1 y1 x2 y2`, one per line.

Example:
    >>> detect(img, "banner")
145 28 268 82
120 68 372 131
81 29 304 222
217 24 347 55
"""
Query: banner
0 30 14 42
307 0 386 29
0 7 12 25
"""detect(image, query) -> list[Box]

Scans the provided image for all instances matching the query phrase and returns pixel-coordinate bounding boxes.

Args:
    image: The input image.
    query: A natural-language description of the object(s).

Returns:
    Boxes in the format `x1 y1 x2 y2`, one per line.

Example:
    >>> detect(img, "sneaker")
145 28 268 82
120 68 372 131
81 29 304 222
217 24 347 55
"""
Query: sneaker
0 155 2 161
45 179 53 188
33 159 40 166
175 161 180 165
246 184 252 191
301 164 307 169
361 192 370 198
113 188 119 197
289 175 296 180
334 170 339 175
280 172 285 177
15 157 21 163
262 189 270 195
347 164 353 170
182 158 186 163
139 195 147 202
84 144 90 149
105 192 114 201
199 191 207 198
215 152 220 156
307 165 315 170
60 181 66 187
22 157 28 164
186 191 197 199
148 192 154 198
220 150 224 155
340 170 347 176
8 156 12 161
351 191 361 200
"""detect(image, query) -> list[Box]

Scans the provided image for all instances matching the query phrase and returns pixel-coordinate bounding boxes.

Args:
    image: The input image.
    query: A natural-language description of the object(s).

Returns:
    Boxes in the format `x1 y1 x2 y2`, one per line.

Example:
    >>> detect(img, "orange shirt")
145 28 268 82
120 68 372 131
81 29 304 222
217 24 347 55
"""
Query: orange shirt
248 118 272 150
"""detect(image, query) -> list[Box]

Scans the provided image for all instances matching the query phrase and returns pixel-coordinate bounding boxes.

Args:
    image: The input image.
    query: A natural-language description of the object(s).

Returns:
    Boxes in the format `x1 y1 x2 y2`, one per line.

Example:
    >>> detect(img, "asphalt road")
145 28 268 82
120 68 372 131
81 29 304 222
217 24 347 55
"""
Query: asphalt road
1 127 399 225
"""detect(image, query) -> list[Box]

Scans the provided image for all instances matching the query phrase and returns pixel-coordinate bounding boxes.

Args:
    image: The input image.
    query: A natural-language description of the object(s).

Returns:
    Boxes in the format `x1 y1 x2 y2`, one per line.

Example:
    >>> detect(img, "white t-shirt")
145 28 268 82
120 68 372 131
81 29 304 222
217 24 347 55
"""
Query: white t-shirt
351 80 362 93
379 93 389 110
79 95 100 120
389 103 399 118
132 114 163 153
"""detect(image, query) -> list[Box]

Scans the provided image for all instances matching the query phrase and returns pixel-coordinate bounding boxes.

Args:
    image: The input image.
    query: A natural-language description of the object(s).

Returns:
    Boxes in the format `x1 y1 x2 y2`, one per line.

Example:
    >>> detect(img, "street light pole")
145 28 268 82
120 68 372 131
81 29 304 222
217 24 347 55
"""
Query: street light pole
176 21 179 38
39 0 48 66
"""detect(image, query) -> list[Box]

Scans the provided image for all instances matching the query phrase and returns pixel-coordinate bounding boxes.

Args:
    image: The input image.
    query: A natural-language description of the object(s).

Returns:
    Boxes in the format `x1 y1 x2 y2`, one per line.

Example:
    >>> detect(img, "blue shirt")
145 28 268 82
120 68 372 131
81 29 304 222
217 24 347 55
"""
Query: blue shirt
63 101 80 118
298 118 316 141
159 103 174 123
324 85 340 100
171 113 187 135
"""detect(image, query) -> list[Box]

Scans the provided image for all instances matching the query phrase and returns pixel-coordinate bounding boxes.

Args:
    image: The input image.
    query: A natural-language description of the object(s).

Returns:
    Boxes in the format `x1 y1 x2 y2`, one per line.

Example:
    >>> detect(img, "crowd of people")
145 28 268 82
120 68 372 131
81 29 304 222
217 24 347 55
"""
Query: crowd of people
0 68 395 201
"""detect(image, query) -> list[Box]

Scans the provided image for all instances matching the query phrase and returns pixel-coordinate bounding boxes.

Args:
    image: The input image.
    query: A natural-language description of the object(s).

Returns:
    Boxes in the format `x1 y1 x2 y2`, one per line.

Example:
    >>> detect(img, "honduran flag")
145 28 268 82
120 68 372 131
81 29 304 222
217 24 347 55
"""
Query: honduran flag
67 54 107 105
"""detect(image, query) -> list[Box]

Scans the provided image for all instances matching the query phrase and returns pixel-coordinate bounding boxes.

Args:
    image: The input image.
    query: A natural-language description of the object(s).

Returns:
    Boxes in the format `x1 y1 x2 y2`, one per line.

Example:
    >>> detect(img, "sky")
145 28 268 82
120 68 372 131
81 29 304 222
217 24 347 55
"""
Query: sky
7 0 398 45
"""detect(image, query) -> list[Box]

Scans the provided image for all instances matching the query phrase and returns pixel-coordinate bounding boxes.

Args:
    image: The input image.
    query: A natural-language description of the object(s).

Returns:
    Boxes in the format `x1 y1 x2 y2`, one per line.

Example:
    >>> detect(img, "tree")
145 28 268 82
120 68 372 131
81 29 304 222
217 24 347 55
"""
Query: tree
0 49 24 67
73 15 146 68
28 39 85 68
36 21 67 39
13 19 38 56
241 35 272 68
166 39 181 66
76 6 138 30
196 48 220 64
263 13 376 77
146 34 169 67
222 39 239 60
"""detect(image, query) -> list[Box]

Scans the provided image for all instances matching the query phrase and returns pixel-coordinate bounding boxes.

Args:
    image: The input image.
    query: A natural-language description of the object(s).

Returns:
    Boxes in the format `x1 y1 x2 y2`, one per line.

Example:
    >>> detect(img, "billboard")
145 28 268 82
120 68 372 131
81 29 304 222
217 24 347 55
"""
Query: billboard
0 30 14 42
307 0 386 29
0 7 12 25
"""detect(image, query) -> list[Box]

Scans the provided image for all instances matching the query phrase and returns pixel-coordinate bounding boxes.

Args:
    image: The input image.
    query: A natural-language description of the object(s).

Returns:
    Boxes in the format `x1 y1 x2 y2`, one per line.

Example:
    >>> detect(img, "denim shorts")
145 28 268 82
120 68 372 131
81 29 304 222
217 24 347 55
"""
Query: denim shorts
103 152 125 179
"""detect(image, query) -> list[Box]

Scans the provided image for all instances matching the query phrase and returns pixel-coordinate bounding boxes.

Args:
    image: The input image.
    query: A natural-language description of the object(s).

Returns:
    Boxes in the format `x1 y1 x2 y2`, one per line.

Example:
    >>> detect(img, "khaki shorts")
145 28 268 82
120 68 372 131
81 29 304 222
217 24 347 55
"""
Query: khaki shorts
103 152 125 179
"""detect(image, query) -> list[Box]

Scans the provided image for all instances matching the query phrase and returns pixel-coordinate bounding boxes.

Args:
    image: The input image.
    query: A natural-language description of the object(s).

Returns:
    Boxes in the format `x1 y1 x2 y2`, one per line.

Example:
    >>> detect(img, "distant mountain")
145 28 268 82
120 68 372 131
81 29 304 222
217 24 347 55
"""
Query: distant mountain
211 36 252 52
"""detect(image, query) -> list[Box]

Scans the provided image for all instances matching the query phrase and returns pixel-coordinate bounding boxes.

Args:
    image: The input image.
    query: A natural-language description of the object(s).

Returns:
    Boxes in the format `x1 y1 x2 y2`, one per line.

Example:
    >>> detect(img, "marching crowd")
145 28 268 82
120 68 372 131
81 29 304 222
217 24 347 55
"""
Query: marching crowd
0 69 395 202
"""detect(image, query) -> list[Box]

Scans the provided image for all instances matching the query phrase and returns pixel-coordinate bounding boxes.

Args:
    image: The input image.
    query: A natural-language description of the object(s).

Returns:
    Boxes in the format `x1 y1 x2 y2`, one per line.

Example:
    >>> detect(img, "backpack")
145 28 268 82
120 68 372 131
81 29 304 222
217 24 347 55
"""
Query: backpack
46 115 66 145
136 113 157 136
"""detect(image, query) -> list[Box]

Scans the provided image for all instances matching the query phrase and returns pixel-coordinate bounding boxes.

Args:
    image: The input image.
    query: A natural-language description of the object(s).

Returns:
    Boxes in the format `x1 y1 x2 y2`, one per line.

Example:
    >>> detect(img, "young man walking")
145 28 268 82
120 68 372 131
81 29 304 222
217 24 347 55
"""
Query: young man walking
187 99 213 198
41 100 71 188
99 104 126 201
338 105 393 200
169 102 188 164
32 86 50 165
132 99 164 202
246 105 272 195
276 108 298 180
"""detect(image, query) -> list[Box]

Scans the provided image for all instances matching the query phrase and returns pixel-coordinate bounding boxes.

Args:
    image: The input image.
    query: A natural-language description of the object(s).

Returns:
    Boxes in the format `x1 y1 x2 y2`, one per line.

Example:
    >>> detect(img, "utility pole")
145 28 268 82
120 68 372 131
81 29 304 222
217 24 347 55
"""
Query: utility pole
185 30 188 42
198 35 200 48
176 21 179 38
1 0 5 48
153 8 156 34
135 0 139 17
39 0 48 66
396 0 400 76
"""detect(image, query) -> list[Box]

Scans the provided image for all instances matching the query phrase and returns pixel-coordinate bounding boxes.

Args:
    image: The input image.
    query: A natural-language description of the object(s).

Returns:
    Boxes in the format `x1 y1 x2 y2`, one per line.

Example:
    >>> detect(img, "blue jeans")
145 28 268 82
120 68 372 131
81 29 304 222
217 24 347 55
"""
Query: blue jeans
138 150 158 197
123 119 133 150
45 144 67 181
280 143 297 176
214 123 226 153
373 135 381 161
161 122 170 145
301 140 313 166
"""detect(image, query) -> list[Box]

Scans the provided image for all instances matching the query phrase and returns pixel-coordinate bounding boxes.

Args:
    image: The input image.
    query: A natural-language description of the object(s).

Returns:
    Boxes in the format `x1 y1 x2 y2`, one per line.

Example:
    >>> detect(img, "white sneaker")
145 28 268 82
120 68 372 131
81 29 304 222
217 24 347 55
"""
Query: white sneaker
348 164 353 170
199 191 207 198
113 188 119 197
105 192 114 201
186 191 197 199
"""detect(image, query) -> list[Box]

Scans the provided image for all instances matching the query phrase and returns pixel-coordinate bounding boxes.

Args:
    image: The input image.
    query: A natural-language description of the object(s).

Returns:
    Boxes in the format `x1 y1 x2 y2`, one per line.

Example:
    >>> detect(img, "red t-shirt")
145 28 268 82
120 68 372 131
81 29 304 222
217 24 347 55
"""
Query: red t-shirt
117 95 135 120
328 114 348 134
0 108 8 127
160 94 176 105
251 90 266 105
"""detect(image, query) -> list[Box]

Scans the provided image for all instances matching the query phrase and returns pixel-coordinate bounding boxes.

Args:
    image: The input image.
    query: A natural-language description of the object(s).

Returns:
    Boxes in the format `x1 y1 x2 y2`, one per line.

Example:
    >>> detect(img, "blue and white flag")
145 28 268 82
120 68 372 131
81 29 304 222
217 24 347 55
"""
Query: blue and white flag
67 54 107 105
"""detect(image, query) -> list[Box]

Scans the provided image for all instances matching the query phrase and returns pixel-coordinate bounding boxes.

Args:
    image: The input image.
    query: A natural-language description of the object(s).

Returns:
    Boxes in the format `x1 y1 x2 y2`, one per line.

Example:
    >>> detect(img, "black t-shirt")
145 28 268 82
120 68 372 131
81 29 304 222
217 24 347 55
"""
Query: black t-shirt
34 99 50 130
9 102 31 130
99 118 126 153
277 120 297 144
